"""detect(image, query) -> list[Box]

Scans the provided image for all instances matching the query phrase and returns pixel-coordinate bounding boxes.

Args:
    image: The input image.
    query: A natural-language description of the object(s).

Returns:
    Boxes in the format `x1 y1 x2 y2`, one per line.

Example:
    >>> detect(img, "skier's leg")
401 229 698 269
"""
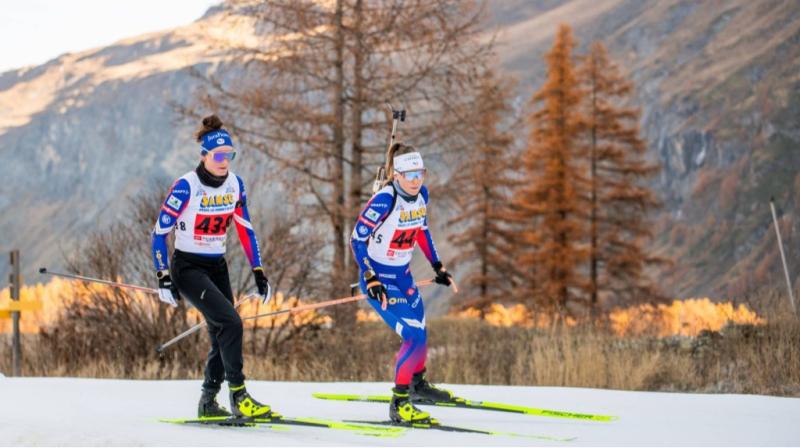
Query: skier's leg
202 324 225 391
195 327 231 417
172 257 236 417
386 311 430 422
401 281 453 402
205 263 234 389
361 265 431 423
204 258 271 417
399 277 428 375
394 324 426 386
412 345 428 374
171 255 224 389
176 261 269 417
175 265 244 385
360 265 427 385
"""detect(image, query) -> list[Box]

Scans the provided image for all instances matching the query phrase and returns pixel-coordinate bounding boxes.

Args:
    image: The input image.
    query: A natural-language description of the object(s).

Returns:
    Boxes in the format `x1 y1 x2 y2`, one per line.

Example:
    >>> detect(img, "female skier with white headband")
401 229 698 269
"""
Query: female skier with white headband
350 142 456 424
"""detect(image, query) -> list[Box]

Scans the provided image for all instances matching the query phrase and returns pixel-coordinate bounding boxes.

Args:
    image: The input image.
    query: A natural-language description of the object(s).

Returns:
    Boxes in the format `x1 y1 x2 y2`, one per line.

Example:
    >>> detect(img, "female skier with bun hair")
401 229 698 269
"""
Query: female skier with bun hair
151 115 273 418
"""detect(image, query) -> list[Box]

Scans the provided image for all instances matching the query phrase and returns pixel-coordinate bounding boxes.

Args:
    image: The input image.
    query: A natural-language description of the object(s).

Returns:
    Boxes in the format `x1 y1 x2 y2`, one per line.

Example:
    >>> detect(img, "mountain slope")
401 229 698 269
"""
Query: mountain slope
489 0 800 300
0 9 257 281
1 1 799 303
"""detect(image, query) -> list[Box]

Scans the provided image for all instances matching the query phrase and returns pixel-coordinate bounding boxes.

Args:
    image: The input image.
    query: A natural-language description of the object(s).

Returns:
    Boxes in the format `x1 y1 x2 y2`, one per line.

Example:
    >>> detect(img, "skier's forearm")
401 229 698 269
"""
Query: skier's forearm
350 236 372 275
417 228 440 265
152 232 170 271
232 176 262 268
234 204 263 268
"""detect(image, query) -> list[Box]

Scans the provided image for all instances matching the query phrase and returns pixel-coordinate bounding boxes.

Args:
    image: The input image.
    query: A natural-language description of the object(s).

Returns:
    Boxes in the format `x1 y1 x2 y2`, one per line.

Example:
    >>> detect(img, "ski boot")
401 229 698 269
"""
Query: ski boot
410 369 455 403
390 386 433 425
229 384 272 418
198 387 232 418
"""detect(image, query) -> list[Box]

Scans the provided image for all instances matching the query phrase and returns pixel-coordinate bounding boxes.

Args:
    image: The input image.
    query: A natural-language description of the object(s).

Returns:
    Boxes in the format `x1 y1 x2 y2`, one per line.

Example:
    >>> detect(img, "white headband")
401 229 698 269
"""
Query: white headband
393 152 425 172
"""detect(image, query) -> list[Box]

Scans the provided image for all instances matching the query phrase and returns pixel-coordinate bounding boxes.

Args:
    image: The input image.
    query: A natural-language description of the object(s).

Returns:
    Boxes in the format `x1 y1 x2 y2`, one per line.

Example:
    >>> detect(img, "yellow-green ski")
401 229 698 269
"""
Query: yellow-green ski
346 419 576 442
159 415 406 438
313 392 618 422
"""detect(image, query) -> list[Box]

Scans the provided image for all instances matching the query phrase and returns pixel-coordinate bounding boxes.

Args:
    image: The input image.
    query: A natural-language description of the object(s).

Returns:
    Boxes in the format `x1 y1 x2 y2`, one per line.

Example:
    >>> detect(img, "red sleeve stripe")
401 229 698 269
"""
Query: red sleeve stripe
416 229 434 262
358 216 377 228
161 205 180 217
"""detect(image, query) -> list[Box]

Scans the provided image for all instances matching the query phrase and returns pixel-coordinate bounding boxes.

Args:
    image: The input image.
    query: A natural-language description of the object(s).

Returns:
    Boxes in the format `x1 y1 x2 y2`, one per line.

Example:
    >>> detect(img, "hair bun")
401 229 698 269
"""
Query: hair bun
196 115 224 142
203 115 223 130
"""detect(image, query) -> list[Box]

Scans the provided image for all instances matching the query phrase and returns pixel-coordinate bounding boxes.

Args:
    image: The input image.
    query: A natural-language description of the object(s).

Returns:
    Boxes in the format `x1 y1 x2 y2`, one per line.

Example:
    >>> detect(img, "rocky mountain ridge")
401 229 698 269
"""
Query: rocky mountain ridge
2 1 798 305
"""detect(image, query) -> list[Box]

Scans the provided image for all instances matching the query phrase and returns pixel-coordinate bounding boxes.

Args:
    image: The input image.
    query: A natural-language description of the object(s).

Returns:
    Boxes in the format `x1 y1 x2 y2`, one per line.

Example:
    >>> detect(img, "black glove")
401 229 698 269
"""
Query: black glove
156 270 180 307
253 267 272 304
364 270 387 310
432 262 453 286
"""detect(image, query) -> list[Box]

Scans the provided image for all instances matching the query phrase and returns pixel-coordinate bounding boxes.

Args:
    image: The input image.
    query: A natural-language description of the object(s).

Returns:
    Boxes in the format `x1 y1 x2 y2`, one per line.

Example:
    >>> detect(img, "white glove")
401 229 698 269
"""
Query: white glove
158 288 178 307
157 271 179 308
260 282 273 305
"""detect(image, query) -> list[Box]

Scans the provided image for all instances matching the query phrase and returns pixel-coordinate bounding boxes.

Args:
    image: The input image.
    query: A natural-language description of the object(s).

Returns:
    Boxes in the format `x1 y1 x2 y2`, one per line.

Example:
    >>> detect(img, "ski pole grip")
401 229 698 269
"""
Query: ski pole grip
449 278 459 294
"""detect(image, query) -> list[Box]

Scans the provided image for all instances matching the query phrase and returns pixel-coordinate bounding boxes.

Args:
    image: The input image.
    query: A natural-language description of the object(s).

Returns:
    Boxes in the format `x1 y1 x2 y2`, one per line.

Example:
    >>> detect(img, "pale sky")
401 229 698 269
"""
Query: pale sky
0 0 220 73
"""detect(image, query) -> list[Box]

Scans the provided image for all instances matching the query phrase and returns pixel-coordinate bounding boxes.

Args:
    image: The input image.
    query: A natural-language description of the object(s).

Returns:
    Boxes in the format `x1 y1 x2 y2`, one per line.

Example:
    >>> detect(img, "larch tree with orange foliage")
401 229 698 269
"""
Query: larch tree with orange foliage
578 41 663 312
509 24 589 317
446 70 518 315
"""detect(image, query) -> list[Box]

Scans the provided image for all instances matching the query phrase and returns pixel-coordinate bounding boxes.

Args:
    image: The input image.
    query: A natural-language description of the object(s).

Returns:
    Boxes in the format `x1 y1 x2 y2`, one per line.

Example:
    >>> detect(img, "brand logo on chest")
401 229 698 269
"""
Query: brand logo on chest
399 206 426 223
200 193 236 209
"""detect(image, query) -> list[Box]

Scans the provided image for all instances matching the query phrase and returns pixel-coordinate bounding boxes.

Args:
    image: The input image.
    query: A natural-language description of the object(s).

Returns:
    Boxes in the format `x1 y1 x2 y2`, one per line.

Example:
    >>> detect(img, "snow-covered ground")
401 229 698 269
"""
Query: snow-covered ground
1 377 799 446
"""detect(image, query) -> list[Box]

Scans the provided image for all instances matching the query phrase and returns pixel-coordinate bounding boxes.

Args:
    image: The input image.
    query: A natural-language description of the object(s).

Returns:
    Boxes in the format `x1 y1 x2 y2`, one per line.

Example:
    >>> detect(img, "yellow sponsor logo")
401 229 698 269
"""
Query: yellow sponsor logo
399 207 426 223
201 193 236 208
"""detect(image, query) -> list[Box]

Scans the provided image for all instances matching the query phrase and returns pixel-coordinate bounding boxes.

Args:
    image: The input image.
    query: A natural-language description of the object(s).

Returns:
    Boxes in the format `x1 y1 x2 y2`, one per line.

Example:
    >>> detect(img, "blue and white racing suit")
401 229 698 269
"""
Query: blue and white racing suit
350 183 441 386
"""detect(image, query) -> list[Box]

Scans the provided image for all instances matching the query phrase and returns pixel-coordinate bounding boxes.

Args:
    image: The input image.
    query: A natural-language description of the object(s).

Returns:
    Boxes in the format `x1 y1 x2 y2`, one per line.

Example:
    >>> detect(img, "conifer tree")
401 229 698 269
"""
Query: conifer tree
579 41 663 311
510 24 589 317
447 70 518 314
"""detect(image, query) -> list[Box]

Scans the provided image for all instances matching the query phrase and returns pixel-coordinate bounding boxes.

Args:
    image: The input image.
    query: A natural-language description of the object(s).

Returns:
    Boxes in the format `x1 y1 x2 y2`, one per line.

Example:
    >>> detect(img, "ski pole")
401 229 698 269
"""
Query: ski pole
39 267 261 353
160 279 439 353
242 278 435 322
39 267 158 295
156 293 261 354
769 197 797 315
350 276 458 294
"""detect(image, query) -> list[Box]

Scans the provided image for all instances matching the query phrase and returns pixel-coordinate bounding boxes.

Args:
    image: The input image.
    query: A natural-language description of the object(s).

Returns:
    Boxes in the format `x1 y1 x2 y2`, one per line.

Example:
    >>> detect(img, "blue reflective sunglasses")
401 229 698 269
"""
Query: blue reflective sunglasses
399 169 426 181
210 151 237 162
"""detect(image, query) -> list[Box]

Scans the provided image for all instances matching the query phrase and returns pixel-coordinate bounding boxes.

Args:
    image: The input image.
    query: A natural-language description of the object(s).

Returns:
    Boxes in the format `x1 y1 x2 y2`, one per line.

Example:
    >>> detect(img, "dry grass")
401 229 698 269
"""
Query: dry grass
3 314 799 397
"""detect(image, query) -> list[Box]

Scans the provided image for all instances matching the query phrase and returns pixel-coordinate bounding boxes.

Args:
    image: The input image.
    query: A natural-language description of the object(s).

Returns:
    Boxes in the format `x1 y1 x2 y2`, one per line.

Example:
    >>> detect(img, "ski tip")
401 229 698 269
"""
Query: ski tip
312 392 390 402
38 267 47 274
158 418 182 424
159 416 242 424
312 392 351 400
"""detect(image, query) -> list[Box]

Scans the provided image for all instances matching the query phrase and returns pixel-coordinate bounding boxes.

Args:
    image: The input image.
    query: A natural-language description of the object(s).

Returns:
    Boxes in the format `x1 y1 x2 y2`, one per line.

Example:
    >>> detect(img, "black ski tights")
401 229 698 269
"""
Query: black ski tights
172 250 245 389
